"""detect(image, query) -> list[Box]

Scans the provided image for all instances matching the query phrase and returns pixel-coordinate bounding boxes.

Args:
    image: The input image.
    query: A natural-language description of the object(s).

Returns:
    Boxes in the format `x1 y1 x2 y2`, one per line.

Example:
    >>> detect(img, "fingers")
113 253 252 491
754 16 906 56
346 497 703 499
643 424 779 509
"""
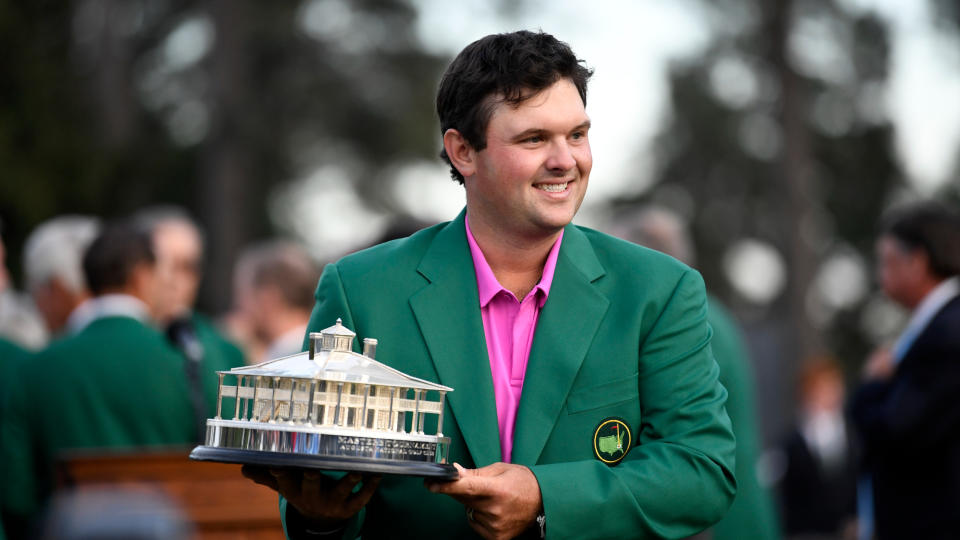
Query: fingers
454 462 472 477
300 470 324 502
466 508 497 540
435 463 542 539
430 472 491 499
272 468 303 499
344 475 382 515
330 473 363 501
241 465 280 491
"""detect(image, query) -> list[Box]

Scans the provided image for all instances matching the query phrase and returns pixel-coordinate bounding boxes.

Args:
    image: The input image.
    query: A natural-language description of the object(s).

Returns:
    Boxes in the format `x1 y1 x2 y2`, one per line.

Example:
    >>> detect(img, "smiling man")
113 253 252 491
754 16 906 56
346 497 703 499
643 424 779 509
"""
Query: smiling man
247 30 736 539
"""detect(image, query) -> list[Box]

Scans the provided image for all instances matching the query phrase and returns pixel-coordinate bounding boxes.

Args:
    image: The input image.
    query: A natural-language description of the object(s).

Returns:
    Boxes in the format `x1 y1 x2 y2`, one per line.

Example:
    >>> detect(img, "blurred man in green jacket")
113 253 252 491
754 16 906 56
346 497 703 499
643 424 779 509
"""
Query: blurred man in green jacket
611 206 781 540
0 225 196 538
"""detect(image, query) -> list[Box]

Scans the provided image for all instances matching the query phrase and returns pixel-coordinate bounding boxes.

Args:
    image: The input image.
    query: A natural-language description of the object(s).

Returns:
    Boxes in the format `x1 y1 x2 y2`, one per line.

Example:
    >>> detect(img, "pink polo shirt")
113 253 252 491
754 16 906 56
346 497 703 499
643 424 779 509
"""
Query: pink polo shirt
465 217 563 463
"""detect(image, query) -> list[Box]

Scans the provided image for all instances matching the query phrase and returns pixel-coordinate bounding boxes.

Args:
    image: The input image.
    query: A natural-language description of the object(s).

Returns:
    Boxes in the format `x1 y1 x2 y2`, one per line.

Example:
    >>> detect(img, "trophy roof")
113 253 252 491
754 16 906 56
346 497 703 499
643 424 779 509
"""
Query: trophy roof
222 348 452 392
319 318 355 338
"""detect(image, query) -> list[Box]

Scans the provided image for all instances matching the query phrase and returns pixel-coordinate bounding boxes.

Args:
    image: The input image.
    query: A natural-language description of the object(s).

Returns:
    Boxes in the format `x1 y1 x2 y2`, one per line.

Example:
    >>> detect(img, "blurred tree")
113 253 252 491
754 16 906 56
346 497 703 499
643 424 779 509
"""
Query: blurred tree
610 0 905 436
0 0 448 312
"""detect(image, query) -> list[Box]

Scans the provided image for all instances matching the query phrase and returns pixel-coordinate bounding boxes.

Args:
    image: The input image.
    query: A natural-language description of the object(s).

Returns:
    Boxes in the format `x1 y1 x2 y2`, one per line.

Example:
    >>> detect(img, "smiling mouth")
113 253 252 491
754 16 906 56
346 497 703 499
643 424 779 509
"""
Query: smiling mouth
535 181 569 193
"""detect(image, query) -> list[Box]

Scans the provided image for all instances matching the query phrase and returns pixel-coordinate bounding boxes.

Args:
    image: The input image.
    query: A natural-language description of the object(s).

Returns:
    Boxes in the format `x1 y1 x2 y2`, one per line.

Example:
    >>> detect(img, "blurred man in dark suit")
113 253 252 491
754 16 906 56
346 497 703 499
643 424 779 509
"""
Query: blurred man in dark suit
133 206 244 431
851 201 960 540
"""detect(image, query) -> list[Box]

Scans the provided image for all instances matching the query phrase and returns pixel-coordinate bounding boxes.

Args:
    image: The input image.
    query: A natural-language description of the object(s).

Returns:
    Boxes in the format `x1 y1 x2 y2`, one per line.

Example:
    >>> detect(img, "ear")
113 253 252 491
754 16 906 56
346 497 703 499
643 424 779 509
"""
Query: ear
442 129 477 179
128 262 159 307
913 249 935 279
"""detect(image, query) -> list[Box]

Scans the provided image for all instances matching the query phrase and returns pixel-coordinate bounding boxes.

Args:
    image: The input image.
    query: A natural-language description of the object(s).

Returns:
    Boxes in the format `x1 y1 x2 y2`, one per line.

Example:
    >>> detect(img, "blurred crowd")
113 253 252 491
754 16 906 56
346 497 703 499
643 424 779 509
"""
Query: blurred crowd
0 199 958 540
0 206 320 539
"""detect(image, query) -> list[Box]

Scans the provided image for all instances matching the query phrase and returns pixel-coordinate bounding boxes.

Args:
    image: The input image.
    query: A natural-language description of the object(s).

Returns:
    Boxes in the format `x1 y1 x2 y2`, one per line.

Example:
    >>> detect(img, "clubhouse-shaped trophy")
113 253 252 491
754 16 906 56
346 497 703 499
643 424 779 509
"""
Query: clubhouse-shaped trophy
190 319 456 479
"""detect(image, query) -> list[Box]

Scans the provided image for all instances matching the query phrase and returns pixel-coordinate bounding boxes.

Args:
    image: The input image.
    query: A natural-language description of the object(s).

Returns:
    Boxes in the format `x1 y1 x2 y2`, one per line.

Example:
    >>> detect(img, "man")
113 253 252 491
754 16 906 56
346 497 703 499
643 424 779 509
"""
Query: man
22 215 101 336
247 31 735 539
851 201 960 540
0 225 196 538
232 240 319 362
610 206 780 540
133 206 245 427
0 222 46 350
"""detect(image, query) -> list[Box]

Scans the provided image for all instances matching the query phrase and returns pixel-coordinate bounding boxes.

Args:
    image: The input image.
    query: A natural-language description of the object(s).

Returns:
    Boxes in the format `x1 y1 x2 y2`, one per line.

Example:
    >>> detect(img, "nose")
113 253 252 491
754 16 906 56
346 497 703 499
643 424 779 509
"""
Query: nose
545 138 577 173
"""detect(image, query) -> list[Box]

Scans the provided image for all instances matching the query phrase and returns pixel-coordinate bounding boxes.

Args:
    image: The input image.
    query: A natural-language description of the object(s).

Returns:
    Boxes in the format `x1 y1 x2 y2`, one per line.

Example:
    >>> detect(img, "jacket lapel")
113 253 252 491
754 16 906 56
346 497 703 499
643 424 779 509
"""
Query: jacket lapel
511 224 609 465
409 211 502 466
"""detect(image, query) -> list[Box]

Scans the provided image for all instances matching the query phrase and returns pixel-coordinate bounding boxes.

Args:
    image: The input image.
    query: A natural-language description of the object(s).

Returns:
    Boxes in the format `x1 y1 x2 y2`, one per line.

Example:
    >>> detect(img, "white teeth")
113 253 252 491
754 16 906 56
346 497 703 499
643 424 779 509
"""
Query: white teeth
536 182 568 192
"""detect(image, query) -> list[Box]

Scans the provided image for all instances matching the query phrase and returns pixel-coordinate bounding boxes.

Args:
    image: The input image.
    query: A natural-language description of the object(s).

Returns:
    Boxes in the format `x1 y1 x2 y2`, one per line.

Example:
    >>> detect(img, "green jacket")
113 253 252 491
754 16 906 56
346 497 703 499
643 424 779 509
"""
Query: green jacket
189 313 247 417
0 337 31 417
283 212 736 539
0 315 196 524
706 298 781 540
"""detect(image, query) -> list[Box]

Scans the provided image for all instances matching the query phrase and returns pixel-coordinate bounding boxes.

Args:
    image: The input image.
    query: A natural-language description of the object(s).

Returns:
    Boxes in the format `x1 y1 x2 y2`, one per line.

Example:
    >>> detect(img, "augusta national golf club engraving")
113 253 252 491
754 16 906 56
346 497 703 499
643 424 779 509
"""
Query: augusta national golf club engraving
190 319 456 478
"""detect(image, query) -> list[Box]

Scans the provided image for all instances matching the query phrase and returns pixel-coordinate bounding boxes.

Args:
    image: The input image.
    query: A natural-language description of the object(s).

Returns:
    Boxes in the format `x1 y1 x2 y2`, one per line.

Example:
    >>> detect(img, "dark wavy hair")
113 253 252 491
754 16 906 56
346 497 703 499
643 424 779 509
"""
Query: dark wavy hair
83 223 156 295
881 201 960 279
436 30 593 184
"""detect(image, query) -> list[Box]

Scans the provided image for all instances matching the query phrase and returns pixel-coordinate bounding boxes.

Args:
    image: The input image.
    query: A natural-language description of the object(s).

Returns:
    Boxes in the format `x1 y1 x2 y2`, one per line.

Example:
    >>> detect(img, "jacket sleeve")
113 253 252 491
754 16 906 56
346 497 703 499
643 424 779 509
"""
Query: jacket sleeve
851 336 960 453
530 270 737 539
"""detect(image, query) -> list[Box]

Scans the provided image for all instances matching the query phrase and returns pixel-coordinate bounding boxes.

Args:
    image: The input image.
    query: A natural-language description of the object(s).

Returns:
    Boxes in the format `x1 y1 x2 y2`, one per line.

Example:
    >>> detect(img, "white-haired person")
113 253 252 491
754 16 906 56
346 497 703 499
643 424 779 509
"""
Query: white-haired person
22 215 101 337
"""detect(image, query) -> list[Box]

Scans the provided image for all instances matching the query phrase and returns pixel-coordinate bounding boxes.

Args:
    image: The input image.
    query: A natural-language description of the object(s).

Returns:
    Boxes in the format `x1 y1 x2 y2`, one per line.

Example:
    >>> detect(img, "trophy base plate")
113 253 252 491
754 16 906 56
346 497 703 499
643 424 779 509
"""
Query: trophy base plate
189 446 458 480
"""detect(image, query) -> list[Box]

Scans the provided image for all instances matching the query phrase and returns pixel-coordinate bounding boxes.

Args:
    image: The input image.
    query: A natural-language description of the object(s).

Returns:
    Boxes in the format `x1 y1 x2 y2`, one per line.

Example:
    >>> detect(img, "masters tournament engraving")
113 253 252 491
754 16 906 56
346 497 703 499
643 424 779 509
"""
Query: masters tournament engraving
190 319 456 479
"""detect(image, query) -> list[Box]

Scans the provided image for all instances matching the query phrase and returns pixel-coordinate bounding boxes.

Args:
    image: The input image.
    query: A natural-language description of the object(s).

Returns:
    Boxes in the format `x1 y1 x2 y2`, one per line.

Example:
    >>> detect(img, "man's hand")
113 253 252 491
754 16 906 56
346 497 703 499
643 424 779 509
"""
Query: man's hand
242 466 380 524
863 346 896 381
426 462 543 540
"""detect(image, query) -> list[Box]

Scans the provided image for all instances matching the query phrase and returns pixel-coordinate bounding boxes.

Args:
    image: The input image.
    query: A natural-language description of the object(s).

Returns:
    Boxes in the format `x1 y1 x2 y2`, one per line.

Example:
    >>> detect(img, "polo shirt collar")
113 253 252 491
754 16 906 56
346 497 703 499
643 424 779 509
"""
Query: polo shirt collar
465 215 563 307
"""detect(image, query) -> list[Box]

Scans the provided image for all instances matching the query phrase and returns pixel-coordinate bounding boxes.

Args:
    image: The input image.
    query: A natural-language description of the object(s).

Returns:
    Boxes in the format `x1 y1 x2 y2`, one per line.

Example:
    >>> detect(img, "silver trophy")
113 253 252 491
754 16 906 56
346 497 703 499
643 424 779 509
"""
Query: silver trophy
190 319 456 479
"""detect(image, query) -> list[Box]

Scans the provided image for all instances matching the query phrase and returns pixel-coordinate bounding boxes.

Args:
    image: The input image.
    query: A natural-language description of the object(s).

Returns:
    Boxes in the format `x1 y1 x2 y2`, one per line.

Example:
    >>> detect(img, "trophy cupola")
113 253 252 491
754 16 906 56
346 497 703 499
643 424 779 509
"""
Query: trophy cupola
317 318 355 353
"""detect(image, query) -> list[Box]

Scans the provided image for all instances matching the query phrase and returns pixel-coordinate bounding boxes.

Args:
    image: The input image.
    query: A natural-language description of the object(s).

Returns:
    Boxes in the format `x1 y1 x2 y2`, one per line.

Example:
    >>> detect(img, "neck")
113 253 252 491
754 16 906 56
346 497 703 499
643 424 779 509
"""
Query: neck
468 217 560 300
906 276 947 310
98 286 140 301
265 310 309 343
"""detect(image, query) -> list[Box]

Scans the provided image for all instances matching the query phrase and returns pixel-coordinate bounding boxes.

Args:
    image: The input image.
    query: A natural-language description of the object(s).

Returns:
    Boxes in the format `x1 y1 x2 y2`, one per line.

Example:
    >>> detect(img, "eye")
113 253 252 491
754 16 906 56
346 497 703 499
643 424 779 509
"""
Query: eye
524 135 544 143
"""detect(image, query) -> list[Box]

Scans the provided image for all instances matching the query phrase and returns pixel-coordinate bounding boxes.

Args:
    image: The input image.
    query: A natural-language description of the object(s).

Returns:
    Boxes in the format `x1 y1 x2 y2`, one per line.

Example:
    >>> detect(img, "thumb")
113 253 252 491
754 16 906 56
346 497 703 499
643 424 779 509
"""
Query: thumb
453 462 481 478
473 461 512 477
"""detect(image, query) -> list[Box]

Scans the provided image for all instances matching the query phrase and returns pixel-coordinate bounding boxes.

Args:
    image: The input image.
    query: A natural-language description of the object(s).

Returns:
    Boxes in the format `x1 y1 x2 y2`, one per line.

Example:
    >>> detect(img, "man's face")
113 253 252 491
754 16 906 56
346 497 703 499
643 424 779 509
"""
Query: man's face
153 221 203 321
876 235 926 309
30 278 79 334
465 78 592 240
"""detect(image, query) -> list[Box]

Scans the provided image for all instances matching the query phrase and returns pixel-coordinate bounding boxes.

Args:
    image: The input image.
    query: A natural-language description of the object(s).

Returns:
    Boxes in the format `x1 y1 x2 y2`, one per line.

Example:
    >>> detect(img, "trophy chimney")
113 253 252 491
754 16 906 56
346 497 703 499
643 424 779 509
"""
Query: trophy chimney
362 338 378 359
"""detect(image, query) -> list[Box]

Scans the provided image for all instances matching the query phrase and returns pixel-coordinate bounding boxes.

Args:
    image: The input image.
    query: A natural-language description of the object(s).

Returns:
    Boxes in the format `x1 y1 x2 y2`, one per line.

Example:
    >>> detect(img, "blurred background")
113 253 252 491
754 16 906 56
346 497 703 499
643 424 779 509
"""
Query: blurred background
1 0 959 511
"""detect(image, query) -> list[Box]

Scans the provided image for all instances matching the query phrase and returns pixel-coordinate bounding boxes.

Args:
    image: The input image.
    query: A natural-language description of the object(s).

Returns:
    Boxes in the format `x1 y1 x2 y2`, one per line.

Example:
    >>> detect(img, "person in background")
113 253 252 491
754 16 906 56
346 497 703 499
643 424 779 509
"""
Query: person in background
0 223 36 454
0 219 47 350
0 224 196 539
22 216 101 337
610 205 781 540
231 240 319 362
778 358 857 539
850 201 960 540
132 206 245 428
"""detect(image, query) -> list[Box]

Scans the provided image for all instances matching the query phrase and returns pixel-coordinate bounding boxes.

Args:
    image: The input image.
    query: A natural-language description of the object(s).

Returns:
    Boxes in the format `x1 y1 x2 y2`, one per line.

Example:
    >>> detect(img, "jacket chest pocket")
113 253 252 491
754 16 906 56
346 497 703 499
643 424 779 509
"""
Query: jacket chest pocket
566 372 639 415
537 373 641 464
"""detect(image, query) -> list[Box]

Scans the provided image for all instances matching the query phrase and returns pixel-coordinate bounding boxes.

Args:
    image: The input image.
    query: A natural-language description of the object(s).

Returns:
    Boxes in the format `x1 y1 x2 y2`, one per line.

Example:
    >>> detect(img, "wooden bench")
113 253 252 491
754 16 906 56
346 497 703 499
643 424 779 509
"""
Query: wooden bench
55 449 285 539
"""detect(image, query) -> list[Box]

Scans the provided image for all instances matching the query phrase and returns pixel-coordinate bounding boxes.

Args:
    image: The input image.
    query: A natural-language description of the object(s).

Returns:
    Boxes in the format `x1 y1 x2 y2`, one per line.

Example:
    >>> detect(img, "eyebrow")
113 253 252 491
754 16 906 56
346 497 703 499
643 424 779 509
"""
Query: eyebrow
512 120 592 140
